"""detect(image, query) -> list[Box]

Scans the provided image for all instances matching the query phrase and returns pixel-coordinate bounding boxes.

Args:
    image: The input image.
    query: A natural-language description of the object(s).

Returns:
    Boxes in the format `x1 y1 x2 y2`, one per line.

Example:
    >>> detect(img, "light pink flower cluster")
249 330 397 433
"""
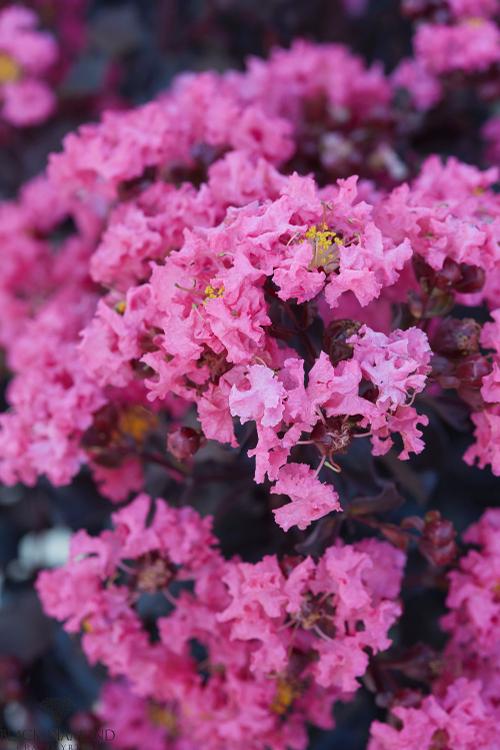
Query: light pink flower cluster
37 494 405 750
439 509 500 708
228 323 430 530
464 310 500 475
368 508 500 749
0 5 57 126
414 18 499 75
0 9 494 748
368 677 497 750
0 40 497 530
396 1 500 111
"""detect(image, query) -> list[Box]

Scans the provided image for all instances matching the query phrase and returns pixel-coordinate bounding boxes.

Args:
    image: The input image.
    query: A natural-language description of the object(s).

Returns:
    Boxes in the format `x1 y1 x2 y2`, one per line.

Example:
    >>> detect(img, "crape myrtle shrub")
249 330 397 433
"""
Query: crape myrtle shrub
0 0 499 749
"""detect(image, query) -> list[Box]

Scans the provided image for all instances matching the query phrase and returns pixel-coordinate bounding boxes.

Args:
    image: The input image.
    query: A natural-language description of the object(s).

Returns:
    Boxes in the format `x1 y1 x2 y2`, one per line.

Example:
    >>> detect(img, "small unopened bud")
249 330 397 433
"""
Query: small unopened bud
383 688 423 710
454 263 485 294
455 354 492 388
167 426 205 461
434 258 461 290
431 317 481 358
429 729 451 750
430 354 459 389
323 319 361 366
419 510 457 567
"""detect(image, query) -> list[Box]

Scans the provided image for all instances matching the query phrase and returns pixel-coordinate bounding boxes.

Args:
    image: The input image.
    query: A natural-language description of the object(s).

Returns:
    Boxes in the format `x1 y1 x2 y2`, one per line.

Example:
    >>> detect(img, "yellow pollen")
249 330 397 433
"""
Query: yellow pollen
148 704 178 735
0 52 21 84
305 223 343 271
270 677 300 715
81 618 93 633
118 405 157 443
465 16 485 26
114 300 126 315
492 581 500 601
203 283 224 301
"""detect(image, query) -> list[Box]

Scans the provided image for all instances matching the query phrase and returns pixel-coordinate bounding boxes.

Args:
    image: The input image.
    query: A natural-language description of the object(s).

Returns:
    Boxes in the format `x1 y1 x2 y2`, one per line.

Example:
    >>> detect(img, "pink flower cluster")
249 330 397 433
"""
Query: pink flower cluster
0 10 496 746
464 311 500 475
0 41 497 527
368 509 500 749
396 0 500 111
368 677 498 750
439 509 500 709
37 493 405 749
0 5 57 126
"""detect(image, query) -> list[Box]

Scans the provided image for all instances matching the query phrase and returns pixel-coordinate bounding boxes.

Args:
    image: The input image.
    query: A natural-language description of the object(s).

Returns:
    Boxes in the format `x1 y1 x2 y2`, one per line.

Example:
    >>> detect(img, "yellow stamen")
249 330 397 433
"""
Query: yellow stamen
114 300 126 315
203 283 224 301
271 677 301 715
466 16 485 26
305 223 343 272
0 52 21 84
118 405 157 443
148 704 178 735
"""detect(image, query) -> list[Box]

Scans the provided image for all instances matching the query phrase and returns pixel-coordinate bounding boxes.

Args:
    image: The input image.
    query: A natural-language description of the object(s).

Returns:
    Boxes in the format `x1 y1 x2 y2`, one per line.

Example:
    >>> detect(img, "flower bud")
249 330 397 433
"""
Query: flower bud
454 263 485 294
455 354 492 389
419 511 457 567
431 317 481 358
323 318 361 366
412 255 435 288
401 0 449 22
434 258 462 291
429 729 451 750
430 354 460 389
167 426 205 462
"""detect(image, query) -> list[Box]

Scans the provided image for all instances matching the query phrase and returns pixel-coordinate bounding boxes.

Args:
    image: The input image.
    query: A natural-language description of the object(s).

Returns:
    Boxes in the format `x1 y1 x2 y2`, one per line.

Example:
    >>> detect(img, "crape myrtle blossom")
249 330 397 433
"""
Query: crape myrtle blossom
463 310 500 476
37 494 405 750
414 18 500 75
422 510 500 740
223 40 405 184
1 136 498 514
368 677 498 750
0 37 497 517
368 509 500 749
439 509 500 702
76 167 430 528
0 12 494 749
395 1 500 113
229 325 431 530
48 71 294 204
375 156 500 305
0 5 57 126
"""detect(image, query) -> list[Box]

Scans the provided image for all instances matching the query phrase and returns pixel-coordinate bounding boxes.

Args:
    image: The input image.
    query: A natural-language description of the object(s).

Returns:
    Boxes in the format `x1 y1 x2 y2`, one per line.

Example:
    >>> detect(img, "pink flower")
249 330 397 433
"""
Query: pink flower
0 6 57 126
464 409 500 476
229 364 287 428
392 58 442 110
369 679 498 750
414 19 500 75
272 463 341 531
2 79 55 126
350 326 432 409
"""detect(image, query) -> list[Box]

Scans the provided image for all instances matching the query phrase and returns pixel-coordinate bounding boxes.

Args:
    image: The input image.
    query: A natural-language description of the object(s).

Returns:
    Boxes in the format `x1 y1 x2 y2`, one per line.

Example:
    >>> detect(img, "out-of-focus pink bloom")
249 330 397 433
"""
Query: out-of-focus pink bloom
0 6 57 125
